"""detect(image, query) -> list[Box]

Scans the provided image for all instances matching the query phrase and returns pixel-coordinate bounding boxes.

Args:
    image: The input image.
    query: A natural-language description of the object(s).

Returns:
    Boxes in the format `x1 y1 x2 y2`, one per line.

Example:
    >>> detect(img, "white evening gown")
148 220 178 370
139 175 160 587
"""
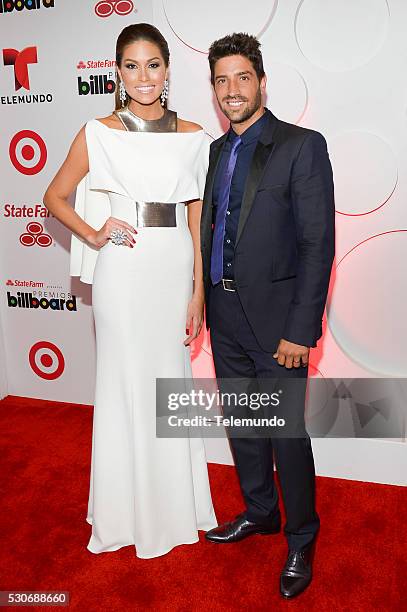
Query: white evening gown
70 119 218 558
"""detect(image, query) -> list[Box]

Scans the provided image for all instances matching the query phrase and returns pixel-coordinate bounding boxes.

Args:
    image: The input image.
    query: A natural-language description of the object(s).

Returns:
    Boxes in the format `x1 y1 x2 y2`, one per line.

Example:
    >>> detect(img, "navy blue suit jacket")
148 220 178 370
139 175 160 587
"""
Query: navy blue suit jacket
200 110 335 351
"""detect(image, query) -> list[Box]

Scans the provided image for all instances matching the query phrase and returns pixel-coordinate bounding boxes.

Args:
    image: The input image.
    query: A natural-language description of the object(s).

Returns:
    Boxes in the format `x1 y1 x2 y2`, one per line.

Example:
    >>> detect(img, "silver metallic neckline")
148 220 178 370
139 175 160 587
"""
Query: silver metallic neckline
113 105 178 133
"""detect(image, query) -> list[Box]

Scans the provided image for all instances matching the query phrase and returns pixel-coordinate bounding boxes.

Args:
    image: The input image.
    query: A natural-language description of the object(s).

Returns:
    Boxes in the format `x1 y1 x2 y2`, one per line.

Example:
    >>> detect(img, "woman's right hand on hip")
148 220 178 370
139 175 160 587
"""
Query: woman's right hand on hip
87 216 137 249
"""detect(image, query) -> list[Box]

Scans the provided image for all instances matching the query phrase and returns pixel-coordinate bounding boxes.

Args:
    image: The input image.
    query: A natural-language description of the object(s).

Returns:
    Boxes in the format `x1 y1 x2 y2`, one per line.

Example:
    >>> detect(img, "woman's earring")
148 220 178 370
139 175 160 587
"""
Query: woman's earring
160 79 169 107
119 80 127 107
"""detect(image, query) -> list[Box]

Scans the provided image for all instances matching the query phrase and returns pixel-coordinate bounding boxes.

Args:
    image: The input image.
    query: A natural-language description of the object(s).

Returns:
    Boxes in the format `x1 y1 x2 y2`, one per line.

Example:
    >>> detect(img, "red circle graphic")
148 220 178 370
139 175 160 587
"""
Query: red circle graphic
94 1 114 16
36 234 53 247
94 0 133 17
19 233 36 247
115 0 134 15
21 144 35 161
19 222 52 247
29 341 65 381
9 130 47 175
27 222 43 235
41 354 53 368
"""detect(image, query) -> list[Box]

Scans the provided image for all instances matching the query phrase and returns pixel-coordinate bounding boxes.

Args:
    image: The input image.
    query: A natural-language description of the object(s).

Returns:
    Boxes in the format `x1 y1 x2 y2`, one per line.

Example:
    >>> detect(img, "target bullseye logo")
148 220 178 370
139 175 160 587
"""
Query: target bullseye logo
95 0 134 17
29 341 65 380
9 129 47 175
19 221 52 247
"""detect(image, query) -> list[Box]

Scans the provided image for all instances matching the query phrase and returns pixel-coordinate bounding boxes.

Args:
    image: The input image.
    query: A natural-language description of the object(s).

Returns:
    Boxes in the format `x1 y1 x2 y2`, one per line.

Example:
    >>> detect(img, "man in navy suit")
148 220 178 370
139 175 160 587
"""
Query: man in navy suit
200 33 335 599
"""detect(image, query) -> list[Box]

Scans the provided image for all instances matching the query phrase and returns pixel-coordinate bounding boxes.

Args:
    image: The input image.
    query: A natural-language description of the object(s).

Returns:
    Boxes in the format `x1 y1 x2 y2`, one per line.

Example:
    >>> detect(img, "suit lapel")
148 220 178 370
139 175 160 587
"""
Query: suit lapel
235 110 278 246
201 133 227 247
204 136 226 206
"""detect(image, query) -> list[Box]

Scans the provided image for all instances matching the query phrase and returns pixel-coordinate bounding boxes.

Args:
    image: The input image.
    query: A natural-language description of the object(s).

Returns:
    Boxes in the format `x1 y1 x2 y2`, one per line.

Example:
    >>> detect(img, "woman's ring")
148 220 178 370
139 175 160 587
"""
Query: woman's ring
110 228 127 246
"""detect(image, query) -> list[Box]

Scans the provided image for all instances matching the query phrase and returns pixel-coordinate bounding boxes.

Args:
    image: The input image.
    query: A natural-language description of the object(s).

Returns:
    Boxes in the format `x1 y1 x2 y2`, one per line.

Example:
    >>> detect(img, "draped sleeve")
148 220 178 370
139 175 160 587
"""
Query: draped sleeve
69 173 111 284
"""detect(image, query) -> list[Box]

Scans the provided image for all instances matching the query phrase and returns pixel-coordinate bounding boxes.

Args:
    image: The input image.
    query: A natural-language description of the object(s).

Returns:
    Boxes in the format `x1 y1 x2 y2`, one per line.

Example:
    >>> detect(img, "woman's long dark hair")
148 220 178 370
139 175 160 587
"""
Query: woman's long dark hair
114 23 170 110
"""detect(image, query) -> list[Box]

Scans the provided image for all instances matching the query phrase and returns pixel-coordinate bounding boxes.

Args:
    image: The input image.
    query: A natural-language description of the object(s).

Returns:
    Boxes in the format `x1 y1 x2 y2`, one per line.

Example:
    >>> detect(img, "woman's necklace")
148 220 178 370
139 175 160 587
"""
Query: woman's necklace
113 104 177 132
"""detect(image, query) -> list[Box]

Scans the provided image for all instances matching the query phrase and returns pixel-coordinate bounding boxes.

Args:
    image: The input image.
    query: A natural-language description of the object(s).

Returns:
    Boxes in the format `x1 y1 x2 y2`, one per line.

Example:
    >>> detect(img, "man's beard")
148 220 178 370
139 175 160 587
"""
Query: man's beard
221 87 262 124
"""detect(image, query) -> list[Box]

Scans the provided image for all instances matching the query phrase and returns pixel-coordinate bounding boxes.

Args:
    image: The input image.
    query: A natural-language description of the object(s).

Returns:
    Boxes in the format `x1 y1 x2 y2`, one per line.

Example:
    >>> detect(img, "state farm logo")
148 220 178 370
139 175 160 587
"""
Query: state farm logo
3 202 50 218
20 221 52 247
77 58 115 70
29 341 65 381
6 279 44 287
9 130 47 174
3 46 37 91
95 0 134 17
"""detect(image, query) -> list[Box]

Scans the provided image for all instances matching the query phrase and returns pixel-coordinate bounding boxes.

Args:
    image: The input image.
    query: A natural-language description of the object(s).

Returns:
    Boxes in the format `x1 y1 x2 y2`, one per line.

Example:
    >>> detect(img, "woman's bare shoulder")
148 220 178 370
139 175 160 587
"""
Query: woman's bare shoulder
94 113 125 130
177 117 203 133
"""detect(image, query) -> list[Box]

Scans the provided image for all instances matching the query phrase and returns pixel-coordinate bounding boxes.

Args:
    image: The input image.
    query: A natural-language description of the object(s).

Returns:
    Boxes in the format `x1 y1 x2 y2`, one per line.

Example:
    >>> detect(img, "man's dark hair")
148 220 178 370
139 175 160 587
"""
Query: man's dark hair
208 32 265 85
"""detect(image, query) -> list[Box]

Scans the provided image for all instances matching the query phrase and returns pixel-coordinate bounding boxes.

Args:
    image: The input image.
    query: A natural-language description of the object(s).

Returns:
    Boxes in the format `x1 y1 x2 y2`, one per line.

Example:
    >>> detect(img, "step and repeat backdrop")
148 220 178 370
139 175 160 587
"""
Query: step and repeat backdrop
1 1 406 478
0 0 155 403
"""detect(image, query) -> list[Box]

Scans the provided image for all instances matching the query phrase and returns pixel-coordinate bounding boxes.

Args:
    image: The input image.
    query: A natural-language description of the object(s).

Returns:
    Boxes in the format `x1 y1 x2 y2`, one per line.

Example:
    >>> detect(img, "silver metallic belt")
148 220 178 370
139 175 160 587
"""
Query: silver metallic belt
135 202 177 227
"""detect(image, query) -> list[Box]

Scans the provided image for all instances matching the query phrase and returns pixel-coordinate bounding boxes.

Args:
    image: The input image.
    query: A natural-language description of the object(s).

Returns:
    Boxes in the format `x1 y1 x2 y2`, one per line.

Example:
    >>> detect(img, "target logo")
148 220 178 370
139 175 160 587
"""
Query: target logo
29 341 65 380
9 130 47 175
95 0 134 17
20 221 52 247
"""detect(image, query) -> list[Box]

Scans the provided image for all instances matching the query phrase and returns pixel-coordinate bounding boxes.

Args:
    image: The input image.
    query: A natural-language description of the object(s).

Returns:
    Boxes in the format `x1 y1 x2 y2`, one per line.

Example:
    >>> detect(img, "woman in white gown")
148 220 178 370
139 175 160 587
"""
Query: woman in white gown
43 23 217 558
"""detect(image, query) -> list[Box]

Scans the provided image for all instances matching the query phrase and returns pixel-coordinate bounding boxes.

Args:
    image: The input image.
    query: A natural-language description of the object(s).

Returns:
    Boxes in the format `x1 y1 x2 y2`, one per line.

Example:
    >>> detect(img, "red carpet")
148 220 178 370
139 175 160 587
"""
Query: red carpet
0 395 405 611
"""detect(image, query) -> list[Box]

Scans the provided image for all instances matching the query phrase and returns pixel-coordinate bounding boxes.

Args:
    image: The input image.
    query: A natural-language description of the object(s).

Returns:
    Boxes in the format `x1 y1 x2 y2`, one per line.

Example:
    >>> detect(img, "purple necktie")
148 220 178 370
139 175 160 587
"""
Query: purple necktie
211 136 242 285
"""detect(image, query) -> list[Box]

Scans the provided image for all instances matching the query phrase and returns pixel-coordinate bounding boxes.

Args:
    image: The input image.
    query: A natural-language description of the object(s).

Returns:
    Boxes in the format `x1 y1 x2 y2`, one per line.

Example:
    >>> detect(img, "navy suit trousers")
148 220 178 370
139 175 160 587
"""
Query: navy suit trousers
209 282 320 550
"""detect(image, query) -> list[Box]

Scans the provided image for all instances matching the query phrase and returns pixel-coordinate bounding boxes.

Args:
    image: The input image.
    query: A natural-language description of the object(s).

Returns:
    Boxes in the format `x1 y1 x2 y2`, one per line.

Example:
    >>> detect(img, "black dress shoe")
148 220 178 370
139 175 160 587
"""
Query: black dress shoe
280 543 315 598
205 513 280 543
